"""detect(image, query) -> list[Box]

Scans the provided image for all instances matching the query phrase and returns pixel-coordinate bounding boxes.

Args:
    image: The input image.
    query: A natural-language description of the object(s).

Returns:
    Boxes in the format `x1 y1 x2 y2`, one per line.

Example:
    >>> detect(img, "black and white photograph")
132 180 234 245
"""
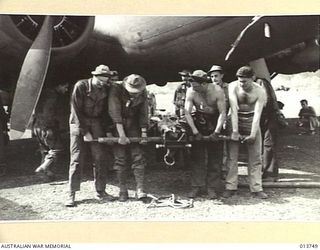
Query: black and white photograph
0 12 319 226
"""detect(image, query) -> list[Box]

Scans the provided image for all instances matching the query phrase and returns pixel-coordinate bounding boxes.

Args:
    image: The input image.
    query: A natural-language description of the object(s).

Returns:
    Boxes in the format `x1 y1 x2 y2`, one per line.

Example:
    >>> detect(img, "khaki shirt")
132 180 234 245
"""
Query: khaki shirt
69 78 112 133
108 84 148 129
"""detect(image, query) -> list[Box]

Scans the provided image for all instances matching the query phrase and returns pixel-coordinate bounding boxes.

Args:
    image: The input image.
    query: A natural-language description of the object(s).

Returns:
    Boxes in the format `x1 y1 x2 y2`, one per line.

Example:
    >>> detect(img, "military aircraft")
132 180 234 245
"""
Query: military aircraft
0 14 318 139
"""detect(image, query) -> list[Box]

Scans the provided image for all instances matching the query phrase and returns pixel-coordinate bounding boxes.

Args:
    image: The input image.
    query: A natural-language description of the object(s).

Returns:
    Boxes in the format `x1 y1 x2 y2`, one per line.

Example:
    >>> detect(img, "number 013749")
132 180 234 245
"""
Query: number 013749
300 244 319 248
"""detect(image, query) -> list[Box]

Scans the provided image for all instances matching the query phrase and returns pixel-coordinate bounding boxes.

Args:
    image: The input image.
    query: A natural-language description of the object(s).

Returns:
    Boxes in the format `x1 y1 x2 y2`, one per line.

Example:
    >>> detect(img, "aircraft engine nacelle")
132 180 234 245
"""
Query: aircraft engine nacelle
0 15 94 65
0 15 95 138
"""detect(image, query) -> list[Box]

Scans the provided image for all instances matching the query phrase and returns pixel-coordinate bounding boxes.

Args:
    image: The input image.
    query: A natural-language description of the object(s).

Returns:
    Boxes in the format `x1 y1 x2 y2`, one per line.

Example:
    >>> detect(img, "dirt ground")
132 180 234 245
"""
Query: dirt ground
0 119 319 221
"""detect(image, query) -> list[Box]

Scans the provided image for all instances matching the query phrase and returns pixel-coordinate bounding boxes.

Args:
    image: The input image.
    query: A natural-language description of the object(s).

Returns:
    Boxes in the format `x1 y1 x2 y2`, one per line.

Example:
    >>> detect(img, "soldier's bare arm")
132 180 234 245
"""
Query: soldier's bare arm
184 88 199 135
228 82 240 140
214 87 226 134
244 86 266 143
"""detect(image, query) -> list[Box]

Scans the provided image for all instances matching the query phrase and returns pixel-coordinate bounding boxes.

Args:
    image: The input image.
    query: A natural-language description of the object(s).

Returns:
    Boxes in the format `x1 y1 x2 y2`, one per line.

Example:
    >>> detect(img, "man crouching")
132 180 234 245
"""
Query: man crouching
184 70 226 199
108 74 149 202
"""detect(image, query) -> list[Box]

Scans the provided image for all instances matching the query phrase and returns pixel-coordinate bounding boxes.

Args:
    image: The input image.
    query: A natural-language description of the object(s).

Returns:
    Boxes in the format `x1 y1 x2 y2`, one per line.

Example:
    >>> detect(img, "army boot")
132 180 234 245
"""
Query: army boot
65 191 76 207
117 170 128 202
95 191 116 201
133 168 147 200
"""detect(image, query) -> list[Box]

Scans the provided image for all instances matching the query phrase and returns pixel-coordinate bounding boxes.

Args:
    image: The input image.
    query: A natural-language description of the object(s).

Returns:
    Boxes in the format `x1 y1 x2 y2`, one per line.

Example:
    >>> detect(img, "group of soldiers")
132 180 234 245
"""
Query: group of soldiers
31 63 286 207
173 65 285 199
33 65 150 207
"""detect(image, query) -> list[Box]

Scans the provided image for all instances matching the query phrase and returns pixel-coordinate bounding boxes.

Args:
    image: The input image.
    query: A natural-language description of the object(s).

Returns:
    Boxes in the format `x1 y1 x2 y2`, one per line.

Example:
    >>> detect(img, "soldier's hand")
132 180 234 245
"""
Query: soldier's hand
193 132 203 141
242 135 256 144
231 132 240 141
118 136 130 145
210 132 220 141
83 132 93 142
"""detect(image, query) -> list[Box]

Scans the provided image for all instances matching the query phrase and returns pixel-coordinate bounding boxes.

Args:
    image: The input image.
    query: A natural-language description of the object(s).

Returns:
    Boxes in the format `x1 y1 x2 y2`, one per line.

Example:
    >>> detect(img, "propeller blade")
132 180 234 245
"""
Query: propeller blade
10 16 53 139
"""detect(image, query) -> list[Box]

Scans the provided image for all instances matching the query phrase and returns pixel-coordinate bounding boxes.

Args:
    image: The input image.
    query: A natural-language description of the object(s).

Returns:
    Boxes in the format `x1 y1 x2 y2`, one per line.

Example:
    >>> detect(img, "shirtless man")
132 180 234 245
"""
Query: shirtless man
184 70 226 199
223 66 268 199
208 65 229 176
207 65 229 111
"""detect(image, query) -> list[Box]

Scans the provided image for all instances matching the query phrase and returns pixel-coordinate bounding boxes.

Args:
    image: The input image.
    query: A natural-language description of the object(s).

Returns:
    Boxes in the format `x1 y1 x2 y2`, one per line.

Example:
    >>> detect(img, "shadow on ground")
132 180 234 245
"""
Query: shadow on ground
0 197 41 220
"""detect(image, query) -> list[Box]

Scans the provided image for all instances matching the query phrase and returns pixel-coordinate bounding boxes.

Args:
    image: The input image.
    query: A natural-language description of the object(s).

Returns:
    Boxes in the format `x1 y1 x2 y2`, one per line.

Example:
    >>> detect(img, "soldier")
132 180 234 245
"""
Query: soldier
207 65 229 111
184 70 226 199
223 66 268 199
173 69 192 118
147 91 157 117
108 74 149 202
66 65 114 207
33 83 69 180
207 65 229 176
256 78 283 182
297 99 319 135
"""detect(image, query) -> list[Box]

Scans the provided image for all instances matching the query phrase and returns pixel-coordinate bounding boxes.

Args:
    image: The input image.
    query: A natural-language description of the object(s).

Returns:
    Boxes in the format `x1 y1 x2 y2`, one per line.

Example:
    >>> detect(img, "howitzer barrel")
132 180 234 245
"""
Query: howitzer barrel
97 137 163 143
188 135 231 142
155 144 192 148
90 135 231 144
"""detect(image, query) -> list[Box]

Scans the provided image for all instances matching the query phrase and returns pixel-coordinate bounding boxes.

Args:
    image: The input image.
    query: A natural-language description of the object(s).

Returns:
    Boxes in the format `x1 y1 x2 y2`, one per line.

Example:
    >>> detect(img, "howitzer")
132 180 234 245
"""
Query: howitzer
85 135 231 143
85 135 232 167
